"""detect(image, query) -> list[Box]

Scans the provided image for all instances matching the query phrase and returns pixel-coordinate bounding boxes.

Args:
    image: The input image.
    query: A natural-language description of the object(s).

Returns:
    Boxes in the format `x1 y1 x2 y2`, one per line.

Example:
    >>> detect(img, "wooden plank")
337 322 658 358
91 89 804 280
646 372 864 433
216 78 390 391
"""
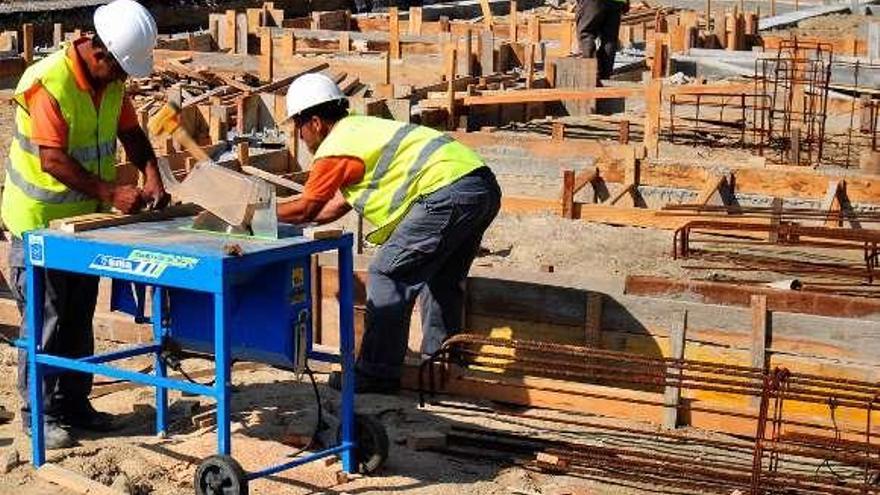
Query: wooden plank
662 310 687 429
478 30 495 76
463 87 639 106
37 463 125 495
584 293 603 347
53 23 63 49
553 57 597 116
48 204 200 233
624 275 880 319
467 276 590 327
447 46 458 130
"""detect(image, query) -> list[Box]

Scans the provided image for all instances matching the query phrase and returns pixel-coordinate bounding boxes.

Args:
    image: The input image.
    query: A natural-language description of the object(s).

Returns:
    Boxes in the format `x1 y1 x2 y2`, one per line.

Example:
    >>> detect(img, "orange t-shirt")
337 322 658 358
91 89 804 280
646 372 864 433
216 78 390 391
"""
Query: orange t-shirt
23 37 139 150
302 156 366 202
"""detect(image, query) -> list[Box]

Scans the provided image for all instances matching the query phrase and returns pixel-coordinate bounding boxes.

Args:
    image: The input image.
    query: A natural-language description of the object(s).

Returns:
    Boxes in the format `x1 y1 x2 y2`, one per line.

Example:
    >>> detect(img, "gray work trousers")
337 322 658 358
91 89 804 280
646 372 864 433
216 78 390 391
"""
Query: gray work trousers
10 238 99 417
576 0 626 80
357 167 501 380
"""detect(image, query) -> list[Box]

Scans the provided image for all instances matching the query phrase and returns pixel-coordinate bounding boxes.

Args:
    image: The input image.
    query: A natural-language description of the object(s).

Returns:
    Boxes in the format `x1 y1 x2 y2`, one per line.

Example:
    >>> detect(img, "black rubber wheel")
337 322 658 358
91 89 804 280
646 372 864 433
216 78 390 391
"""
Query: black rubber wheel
336 413 390 474
194 455 249 495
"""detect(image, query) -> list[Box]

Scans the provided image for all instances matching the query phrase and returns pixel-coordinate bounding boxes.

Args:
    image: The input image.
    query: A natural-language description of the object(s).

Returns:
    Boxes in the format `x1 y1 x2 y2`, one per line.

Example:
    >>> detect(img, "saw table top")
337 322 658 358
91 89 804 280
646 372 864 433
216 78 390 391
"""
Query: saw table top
43 217 308 259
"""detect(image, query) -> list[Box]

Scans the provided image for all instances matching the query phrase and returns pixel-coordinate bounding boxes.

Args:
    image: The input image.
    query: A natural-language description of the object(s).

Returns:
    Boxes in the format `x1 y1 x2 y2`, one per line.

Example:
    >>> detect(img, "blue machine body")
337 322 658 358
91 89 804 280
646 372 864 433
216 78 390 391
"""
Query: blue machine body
22 217 357 479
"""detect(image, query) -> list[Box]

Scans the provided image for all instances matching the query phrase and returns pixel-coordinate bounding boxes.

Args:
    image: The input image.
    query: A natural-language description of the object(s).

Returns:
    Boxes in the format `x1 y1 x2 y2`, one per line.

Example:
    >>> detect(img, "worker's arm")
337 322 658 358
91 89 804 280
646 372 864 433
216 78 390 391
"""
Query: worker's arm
277 197 326 224
313 191 352 224
39 147 143 213
117 97 169 209
118 126 169 210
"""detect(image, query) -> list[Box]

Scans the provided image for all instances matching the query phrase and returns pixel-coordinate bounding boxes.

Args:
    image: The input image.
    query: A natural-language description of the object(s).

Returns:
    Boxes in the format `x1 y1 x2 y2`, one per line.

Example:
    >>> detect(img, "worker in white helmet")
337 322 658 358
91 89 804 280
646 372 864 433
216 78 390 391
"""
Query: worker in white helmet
0 0 166 449
278 73 501 394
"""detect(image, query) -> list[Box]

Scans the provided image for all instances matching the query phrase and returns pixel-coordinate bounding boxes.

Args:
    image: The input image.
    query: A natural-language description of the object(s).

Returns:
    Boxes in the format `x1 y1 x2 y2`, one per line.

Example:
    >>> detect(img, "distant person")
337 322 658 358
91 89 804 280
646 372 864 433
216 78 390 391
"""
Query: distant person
576 0 630 83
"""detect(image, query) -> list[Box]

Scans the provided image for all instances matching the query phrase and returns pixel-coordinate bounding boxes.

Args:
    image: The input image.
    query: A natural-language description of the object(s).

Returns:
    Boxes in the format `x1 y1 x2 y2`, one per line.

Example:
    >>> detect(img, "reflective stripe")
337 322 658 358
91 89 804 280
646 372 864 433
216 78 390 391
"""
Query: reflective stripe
388 134 455 213
13 128 116 164
352 123 418 213
5 162 91 204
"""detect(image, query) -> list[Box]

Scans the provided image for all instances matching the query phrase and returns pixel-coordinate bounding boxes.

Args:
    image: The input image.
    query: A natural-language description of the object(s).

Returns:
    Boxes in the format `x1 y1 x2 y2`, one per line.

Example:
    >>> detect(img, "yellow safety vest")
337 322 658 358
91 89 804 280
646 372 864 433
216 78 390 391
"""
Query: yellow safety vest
313 116 485 245
1 44 123 238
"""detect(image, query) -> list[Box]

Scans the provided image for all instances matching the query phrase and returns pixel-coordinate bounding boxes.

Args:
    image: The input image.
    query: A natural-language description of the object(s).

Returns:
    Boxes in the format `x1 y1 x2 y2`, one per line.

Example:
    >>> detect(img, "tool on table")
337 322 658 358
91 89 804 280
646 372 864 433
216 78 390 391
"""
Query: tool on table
148 102 278 238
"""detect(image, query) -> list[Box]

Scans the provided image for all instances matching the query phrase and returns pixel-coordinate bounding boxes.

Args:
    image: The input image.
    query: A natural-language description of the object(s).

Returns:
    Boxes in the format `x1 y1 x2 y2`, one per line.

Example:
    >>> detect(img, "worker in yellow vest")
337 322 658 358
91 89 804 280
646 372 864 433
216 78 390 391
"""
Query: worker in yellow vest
278 74 501 393
576 0 630 83
0 0 166 449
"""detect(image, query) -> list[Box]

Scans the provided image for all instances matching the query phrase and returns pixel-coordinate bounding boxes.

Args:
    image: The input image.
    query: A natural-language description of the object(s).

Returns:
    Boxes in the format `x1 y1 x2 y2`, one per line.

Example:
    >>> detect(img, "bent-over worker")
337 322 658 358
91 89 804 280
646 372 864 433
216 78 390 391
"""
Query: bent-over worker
277 74 501 394
0 0 166 449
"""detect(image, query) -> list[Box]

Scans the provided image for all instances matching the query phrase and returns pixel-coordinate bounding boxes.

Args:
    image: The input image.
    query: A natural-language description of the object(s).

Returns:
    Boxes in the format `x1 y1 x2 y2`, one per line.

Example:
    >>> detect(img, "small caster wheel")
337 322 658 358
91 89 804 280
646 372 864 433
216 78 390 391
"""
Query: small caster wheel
194 455 248 495
336 413 390 474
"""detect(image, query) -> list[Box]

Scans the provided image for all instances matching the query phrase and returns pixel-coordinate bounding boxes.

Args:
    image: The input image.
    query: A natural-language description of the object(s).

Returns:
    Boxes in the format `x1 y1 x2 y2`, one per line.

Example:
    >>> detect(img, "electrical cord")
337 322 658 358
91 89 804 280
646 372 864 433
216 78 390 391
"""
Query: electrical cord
287 363 323 458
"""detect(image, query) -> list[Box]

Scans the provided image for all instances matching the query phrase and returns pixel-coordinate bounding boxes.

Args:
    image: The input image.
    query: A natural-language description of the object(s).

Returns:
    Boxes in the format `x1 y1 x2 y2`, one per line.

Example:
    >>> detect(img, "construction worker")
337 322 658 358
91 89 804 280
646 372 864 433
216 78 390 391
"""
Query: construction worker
0 0 166 449
277 74 501 394
575 0 630 83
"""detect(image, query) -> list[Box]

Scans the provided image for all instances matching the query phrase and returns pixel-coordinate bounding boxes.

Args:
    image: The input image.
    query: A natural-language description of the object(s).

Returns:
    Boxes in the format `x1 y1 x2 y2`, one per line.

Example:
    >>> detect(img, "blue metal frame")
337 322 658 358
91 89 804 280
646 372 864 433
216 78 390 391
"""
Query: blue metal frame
22 222 357 478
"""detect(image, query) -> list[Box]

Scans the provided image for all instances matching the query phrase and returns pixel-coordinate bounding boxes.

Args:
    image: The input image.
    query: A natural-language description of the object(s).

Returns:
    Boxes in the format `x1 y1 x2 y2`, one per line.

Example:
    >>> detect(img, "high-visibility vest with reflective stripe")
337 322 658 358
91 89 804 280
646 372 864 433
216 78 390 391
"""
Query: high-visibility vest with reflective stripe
1 45 123 237
313 115 485 245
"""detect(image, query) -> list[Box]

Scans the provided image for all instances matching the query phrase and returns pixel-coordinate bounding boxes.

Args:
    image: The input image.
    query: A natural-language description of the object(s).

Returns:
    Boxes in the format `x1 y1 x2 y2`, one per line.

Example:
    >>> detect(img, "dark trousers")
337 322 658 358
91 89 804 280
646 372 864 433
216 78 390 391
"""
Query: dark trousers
576 0 626 81
10 238 99 418
357 167 502 380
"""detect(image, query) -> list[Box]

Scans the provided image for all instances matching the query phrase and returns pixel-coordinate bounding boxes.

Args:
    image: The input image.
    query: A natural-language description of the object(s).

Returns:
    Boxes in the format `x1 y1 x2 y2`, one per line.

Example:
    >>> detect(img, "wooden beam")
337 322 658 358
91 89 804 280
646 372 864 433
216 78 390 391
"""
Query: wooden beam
478 30 494 76
225 10 237 53
53 23 63 49
750 295 769 408
447 46 458 130
462 87 640 105
242 165 304 192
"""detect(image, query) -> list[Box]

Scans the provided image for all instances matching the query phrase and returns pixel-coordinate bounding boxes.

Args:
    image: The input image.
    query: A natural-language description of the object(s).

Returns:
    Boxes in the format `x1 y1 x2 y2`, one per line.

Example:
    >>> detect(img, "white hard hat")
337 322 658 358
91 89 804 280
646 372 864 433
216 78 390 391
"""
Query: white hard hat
286 73 346 120
93 0 158 77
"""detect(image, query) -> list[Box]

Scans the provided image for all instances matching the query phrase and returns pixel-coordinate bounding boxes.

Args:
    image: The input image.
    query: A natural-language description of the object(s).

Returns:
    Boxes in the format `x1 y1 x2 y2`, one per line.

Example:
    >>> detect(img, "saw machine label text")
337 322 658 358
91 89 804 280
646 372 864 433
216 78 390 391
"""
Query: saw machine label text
89 250 200 279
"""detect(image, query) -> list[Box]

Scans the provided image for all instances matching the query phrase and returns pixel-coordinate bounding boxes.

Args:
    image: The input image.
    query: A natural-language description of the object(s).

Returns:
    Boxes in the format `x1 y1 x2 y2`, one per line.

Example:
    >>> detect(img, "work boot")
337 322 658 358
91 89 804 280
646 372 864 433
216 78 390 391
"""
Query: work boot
24 421 75 450
58 403 119 432
328 371 400 395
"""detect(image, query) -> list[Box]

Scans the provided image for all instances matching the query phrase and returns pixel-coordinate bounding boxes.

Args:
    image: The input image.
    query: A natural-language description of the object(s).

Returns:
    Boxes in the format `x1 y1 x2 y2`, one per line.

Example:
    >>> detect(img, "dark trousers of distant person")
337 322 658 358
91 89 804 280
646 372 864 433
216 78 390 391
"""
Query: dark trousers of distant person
576 0 628 81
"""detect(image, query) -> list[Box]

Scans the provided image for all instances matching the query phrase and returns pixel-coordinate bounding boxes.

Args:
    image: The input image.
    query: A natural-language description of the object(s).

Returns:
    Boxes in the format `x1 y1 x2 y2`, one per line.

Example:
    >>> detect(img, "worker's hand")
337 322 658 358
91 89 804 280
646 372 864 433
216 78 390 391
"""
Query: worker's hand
141 166 170 210
111 185 145 214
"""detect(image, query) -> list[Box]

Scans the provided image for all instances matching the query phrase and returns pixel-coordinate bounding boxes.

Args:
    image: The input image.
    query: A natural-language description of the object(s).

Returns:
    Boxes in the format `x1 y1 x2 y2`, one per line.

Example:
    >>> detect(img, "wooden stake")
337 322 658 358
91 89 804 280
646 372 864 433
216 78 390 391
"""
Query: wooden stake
771 0 776 18
480 0 494 31
509 0 518 43
260 28 273 83
464 29 474 76
584 293 603 347
561 169 575 219
384 50 391 85
561 19 573 55
619 119 630 144
408 7 423 36
238 142 250 167
663 310 688 429
225 10 237 53
478 30 494 76
447 46 457 130
644 80 662 158
389 7 401 59
551 121 565 141
282 29 296 56
22 23 33 66
750 295 769 407
525 43 535 89
439 16 450 33
53 23 62 49
528 15 540 45
340 31 350 53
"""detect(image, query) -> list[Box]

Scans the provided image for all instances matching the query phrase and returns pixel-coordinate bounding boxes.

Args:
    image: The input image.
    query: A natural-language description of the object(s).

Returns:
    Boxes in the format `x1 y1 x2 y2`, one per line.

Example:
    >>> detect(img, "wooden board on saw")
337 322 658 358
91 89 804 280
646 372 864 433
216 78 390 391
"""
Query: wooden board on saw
49 204 201 233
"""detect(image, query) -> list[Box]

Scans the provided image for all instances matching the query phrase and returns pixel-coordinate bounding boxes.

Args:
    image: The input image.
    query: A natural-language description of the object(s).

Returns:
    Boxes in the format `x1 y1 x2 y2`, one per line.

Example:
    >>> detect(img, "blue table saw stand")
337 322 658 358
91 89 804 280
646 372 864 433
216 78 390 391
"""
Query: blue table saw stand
21 218 365 493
